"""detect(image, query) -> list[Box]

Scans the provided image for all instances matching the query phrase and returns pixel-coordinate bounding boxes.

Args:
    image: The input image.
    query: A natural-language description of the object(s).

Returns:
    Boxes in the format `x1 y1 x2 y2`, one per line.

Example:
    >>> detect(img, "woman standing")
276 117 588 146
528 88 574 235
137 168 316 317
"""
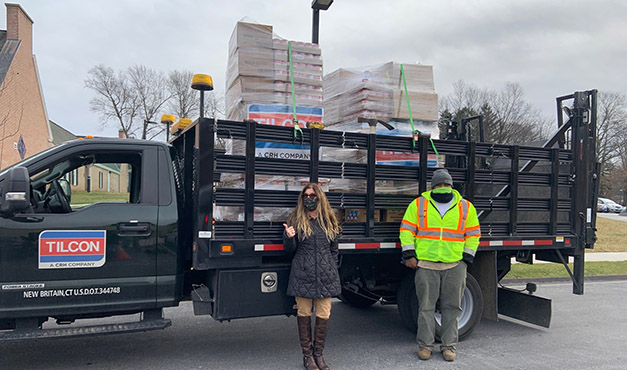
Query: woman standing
283 183 341 370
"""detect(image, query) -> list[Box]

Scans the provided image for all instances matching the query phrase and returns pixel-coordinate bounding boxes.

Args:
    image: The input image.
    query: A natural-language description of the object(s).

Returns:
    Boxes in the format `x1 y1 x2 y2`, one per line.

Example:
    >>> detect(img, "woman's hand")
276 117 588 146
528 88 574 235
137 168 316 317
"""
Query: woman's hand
283 223 296 238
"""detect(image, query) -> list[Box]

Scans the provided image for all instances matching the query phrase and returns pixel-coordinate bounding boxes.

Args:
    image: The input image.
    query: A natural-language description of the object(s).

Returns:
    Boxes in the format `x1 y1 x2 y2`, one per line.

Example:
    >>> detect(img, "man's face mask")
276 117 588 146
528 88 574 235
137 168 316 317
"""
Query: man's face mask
431 186 454 203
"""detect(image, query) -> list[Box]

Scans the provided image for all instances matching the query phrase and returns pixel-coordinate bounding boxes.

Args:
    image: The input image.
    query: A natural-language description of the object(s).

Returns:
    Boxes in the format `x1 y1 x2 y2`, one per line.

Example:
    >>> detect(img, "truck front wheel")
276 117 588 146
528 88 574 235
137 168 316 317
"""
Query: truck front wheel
397 270 483 341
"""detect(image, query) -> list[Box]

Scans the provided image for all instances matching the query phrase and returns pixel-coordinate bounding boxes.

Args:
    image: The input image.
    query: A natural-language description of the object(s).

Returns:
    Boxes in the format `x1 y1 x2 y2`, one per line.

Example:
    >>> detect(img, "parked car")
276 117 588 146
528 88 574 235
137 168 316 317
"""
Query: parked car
599 198 622 213
597 199 608 213
608 201 623 213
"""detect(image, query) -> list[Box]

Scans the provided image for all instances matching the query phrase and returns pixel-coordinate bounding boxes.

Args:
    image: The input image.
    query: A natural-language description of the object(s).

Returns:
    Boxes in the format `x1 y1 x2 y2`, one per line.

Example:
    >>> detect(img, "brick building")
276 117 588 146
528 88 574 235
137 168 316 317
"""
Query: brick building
0 3 52 169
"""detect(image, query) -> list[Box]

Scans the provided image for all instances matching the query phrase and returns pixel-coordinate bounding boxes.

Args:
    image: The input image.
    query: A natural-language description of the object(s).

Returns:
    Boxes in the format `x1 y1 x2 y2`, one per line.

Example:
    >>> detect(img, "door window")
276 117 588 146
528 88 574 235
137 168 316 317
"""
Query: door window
28 152 142 213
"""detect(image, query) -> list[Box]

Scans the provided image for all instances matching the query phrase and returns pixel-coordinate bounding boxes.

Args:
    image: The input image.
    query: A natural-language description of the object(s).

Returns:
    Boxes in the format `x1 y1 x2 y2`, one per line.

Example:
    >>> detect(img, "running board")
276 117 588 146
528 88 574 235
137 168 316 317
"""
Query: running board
0 317 171 342
498 287 551 328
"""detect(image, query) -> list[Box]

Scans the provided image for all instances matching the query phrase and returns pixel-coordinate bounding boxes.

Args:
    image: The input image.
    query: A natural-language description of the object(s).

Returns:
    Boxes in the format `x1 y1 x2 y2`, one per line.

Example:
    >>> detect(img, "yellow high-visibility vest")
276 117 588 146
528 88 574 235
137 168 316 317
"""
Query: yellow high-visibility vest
399 189 481 263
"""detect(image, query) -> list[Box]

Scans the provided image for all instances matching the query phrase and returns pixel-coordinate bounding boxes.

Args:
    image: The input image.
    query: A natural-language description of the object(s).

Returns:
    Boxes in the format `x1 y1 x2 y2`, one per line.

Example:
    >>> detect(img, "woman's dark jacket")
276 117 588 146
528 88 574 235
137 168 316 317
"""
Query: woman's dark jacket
283 218 341 298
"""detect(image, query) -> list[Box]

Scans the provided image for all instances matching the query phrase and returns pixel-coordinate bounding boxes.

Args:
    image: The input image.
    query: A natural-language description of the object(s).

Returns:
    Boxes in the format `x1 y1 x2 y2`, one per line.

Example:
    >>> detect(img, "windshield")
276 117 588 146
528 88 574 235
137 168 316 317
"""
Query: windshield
0 145 63 177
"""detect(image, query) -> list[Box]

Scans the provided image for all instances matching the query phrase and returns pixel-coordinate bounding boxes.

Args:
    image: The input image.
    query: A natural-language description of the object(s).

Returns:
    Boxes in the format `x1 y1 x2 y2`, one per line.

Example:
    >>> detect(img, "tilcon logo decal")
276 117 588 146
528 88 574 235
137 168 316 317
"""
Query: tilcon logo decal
38 230 106 269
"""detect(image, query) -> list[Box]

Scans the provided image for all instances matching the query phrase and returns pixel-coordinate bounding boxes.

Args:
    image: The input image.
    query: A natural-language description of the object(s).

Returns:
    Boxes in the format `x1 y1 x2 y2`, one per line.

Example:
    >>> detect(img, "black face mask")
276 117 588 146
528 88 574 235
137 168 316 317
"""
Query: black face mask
304 197 318 211
431 192 454 203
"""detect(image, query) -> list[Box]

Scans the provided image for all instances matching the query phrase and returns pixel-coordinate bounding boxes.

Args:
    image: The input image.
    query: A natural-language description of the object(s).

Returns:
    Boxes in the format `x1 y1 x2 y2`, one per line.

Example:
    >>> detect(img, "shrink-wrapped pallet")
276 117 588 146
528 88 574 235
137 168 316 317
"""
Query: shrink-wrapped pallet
226 21 324 122
323 62 438 124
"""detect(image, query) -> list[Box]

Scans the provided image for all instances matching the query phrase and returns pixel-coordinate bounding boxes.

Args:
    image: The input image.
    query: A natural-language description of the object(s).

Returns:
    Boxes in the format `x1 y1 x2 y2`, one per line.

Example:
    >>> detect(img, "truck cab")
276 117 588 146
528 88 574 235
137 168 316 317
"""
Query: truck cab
0 139 180 333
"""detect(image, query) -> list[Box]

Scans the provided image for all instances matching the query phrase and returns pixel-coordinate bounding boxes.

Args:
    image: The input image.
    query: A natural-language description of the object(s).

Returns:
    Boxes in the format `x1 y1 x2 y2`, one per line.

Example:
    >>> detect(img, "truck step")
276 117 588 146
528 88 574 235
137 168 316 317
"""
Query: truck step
0 318 171 342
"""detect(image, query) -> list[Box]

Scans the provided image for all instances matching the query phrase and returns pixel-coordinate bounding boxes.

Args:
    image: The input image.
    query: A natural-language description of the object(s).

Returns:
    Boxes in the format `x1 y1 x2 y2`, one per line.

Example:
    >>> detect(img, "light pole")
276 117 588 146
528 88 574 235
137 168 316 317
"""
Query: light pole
311 0 333 44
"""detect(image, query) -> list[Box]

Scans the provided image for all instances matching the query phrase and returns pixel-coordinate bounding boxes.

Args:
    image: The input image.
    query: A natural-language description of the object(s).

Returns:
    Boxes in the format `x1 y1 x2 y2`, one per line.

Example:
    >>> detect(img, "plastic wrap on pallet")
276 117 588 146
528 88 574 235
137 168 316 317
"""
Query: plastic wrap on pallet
323 120 441 167
324 62 435 100
327 179 367 193
375 180 420 194
321 147 367 164
323 62 438 124
226 95 323 121
255 175 329 191
214 206 245 221
215 173 245 189
324 119 439 138
226 20 324 122
226 49 274 89
254 207 293 222
272 38 322 55
228 21 273 57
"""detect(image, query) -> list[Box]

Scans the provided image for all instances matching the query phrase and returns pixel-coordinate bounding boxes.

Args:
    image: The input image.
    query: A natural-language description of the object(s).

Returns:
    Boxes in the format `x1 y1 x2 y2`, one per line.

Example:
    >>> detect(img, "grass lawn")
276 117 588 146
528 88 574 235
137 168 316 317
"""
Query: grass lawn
590 217 627 252
71 190 129 206
508 261 627 278
507 216 627 278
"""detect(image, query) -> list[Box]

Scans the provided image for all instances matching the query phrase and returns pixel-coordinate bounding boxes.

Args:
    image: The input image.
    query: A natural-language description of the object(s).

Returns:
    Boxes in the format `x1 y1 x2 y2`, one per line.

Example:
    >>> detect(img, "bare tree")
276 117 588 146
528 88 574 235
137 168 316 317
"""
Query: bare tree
127 65 172 140
167 70 198 119
85 65 139 138
440 80 550 144
203 91 226 119
596 91 627 197
87 65 226 141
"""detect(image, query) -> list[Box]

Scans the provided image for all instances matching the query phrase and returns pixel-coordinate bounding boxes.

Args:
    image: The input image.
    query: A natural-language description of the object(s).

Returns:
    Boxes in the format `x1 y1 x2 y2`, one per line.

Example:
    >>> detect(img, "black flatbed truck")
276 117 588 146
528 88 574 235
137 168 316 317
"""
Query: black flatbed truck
0 90 598 341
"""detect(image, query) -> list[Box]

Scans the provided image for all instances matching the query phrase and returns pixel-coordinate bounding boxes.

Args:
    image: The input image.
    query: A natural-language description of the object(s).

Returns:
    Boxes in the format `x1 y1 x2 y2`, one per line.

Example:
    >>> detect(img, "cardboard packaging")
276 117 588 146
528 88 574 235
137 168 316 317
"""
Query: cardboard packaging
226 48 274 88
382 209 405 222
392 91 439 121
228 21 273 56
344 209 381 222
272 38 322 55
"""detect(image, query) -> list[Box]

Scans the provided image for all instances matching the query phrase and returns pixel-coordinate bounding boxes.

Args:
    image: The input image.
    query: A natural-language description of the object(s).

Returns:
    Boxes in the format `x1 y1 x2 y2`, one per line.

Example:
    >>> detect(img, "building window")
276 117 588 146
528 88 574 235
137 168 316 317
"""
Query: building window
99 172 103 189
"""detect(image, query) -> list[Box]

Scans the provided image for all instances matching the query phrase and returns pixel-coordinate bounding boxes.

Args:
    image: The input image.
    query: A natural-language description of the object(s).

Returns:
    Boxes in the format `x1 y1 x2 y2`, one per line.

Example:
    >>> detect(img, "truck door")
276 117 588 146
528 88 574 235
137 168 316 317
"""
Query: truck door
0 147 159 319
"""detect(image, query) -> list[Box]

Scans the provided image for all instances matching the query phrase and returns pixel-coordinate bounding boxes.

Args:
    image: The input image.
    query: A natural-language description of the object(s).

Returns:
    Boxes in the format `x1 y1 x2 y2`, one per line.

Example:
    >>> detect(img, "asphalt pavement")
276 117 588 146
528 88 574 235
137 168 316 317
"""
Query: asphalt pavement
1 279 626 370
597 212 627 222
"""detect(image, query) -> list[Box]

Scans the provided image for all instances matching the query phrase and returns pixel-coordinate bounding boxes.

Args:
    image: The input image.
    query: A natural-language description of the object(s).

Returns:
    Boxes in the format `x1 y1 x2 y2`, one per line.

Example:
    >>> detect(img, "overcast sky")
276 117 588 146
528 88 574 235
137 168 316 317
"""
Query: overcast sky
3 0 626 137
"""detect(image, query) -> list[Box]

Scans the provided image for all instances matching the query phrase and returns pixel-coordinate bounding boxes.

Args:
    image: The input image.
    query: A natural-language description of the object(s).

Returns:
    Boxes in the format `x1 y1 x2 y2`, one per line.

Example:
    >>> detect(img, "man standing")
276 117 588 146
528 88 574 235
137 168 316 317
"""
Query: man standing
399 169 481 362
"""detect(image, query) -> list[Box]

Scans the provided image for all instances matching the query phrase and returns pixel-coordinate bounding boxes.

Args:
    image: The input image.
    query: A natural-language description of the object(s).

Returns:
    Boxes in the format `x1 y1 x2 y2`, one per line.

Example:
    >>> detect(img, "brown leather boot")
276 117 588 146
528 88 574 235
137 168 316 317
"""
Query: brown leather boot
313 317 330 370
297 316 319 370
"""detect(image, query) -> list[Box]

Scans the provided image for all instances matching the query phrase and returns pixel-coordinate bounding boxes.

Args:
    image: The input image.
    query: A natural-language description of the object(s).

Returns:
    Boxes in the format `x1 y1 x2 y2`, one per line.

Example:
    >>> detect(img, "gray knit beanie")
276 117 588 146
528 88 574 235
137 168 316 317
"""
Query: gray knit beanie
431 169 453 187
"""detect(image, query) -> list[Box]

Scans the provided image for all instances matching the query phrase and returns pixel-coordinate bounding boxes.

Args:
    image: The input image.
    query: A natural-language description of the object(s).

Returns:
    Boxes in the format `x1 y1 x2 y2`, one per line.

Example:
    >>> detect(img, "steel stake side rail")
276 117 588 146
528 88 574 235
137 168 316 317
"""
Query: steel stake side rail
171 90 597 298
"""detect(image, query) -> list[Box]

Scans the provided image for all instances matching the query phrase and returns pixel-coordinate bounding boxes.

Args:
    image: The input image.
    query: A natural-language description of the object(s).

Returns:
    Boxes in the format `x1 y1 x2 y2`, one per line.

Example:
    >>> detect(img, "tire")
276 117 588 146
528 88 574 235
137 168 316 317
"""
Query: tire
397 272 418 330
338 289 378 308
396 270 483 341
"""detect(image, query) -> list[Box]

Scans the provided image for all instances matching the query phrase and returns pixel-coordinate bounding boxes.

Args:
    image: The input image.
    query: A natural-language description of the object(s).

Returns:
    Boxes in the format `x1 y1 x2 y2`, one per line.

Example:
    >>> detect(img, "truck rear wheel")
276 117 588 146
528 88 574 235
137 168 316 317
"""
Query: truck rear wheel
397 271 483 340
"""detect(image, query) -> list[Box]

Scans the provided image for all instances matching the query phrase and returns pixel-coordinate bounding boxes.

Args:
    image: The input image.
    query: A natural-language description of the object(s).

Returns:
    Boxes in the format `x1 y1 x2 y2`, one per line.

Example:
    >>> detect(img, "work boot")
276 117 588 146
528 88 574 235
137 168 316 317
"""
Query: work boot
417 348 432 360
442 348 456 362
313 317 330 370
297 316 319 370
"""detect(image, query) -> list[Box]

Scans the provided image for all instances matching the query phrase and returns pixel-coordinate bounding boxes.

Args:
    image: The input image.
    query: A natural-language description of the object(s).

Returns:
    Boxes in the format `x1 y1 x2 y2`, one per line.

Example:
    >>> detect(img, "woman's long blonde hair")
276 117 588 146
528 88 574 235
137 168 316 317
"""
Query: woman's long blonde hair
287 183 340 241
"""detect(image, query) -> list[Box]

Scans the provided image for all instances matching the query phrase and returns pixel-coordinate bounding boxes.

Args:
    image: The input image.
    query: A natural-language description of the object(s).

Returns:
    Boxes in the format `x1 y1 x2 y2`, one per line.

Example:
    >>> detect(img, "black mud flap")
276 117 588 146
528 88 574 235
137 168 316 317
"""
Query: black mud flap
0 311 171 342
498 287 551 328
191 284 214 316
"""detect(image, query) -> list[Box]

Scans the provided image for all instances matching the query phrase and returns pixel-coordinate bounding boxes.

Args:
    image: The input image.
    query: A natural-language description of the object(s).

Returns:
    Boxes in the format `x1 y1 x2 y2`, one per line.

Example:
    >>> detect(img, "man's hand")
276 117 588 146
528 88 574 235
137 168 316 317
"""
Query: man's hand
404 257 418 270
283 223 295 238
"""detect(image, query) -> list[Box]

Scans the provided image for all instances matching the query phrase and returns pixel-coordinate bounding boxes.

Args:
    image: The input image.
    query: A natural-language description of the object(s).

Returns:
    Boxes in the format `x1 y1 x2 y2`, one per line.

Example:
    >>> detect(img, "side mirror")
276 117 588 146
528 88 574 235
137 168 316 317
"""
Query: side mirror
0 166 31 216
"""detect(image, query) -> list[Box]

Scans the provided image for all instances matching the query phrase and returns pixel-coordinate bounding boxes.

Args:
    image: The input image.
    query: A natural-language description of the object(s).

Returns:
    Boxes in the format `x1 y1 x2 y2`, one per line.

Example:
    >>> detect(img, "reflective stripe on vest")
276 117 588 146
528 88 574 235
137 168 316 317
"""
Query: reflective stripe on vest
416 196 469 232
459 199 468 231
417 197 426 229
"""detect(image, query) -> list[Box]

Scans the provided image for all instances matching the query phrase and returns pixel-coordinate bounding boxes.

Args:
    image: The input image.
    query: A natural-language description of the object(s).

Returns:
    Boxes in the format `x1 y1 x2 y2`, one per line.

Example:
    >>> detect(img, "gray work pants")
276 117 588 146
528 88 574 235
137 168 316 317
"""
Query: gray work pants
414 262 466 351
